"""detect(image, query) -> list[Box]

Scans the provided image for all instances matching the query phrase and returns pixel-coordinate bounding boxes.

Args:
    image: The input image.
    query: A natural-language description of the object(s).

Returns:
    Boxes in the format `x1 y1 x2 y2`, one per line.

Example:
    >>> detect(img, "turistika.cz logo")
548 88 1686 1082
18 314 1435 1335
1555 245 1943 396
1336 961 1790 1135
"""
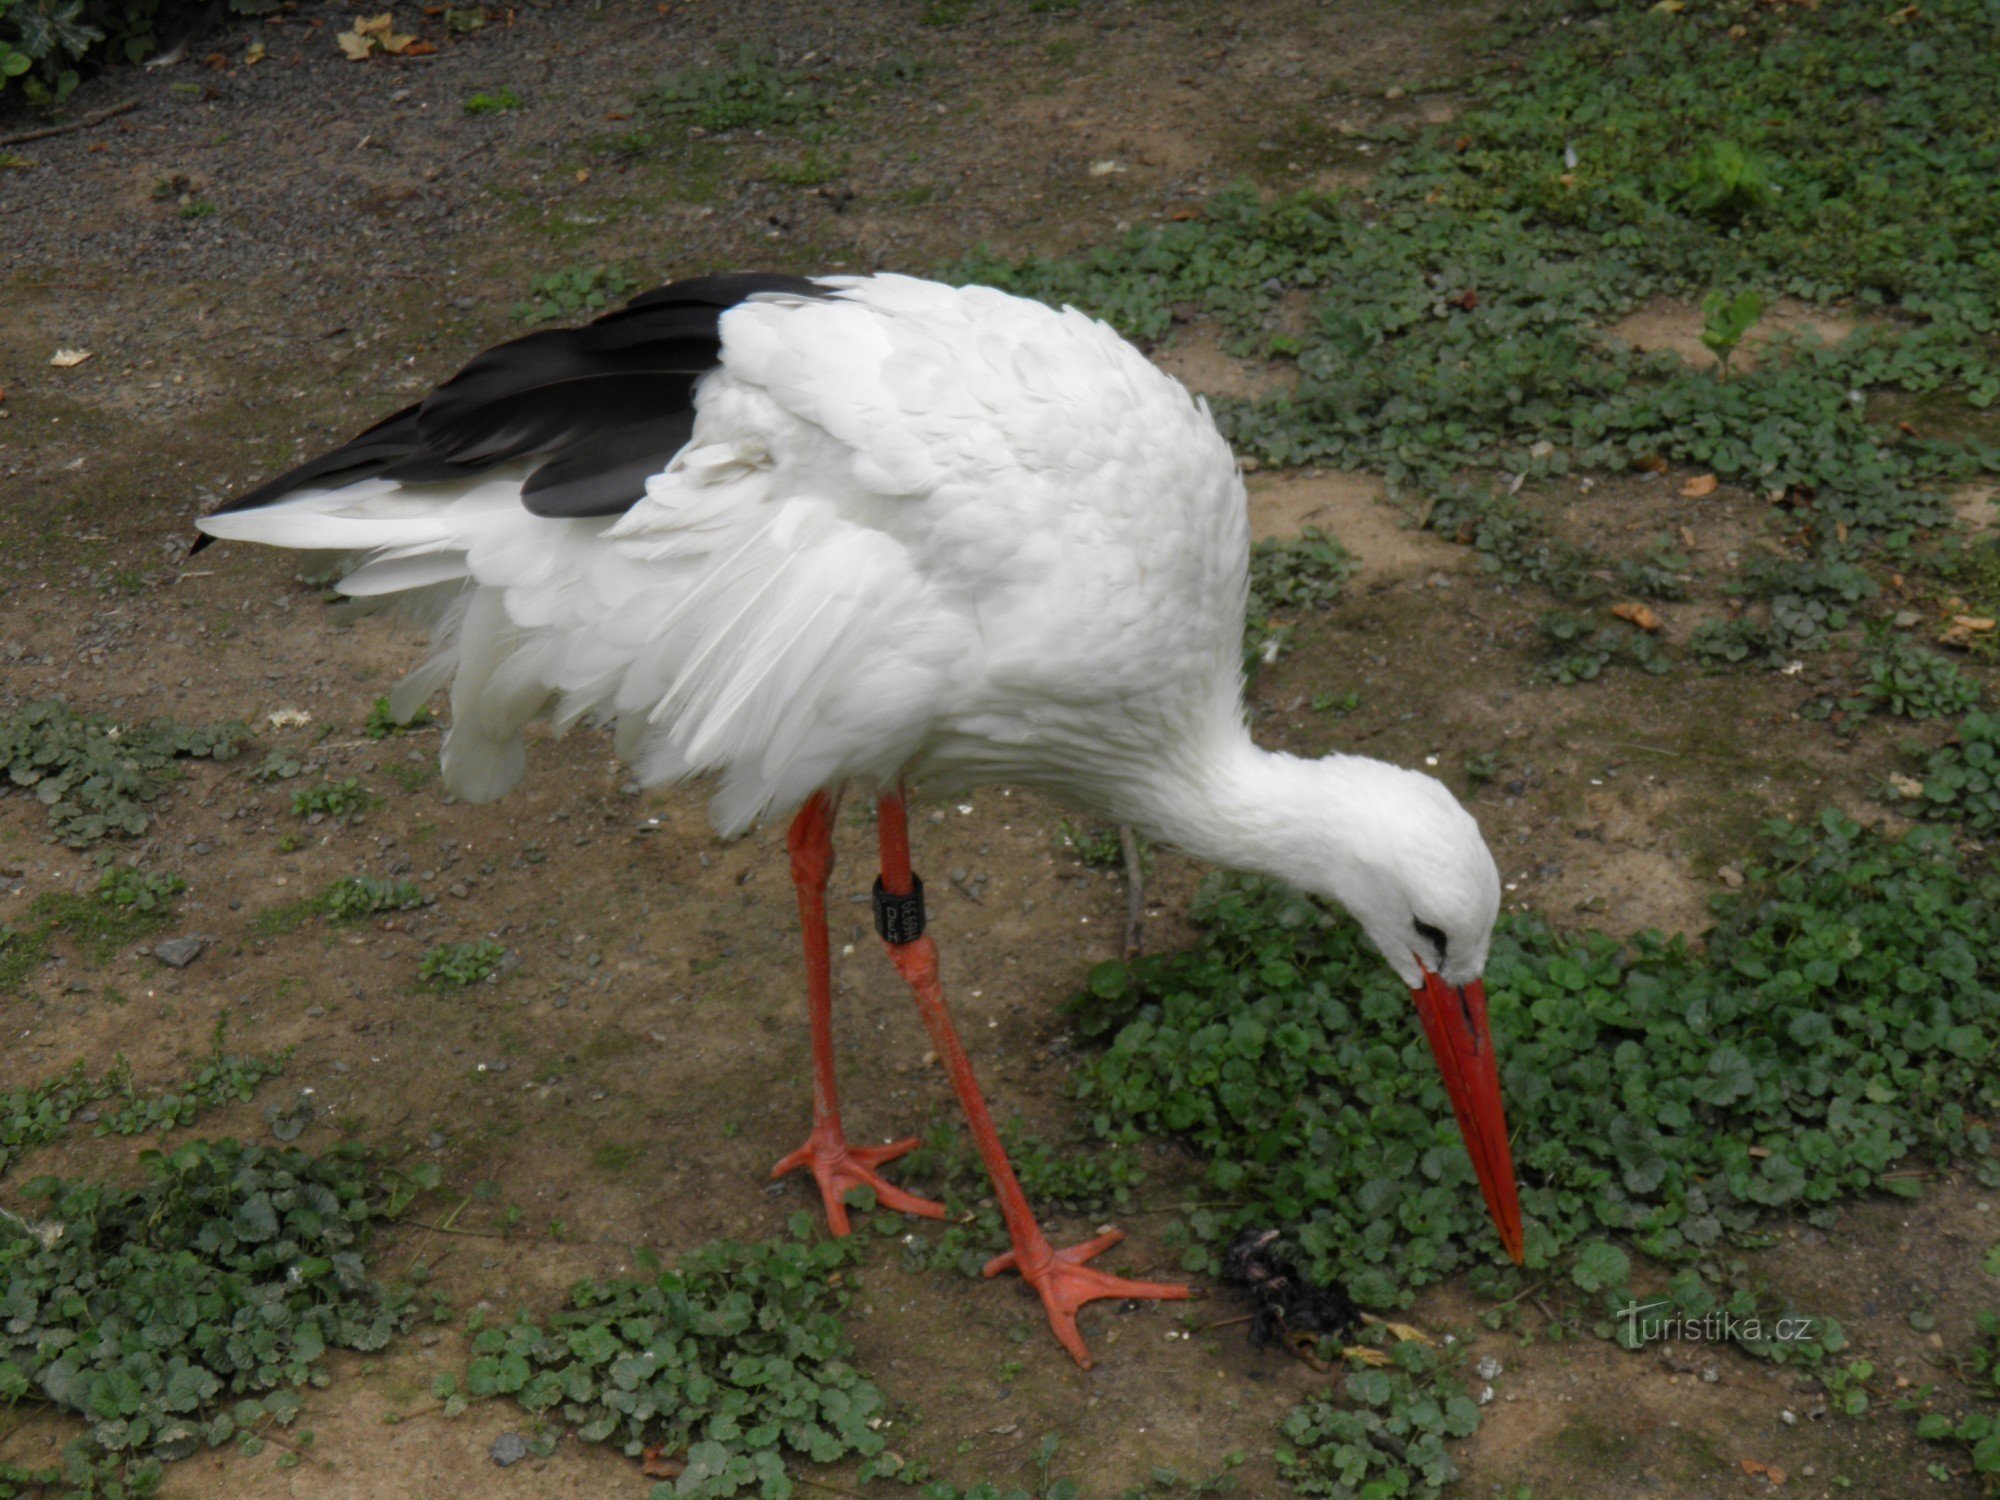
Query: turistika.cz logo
1616 1300 1819 1346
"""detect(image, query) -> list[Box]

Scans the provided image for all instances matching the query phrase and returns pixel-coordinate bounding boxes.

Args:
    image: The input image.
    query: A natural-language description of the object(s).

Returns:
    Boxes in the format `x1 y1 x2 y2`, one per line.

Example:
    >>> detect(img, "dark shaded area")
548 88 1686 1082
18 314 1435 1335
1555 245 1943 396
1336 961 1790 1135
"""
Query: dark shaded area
1224 1228 1358 1349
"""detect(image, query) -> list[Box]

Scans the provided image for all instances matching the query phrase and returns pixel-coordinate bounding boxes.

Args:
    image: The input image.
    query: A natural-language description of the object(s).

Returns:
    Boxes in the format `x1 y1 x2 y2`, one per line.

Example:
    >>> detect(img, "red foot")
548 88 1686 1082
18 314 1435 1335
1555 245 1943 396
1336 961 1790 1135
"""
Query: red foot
771 1130 946 1236
984 1228 1191 1369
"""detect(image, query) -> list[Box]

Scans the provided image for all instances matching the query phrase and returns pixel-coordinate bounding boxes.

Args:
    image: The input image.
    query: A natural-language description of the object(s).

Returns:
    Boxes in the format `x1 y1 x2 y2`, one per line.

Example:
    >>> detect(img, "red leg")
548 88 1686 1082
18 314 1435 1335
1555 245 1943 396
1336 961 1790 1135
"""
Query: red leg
875 786 1189 1368
771 788 945 1234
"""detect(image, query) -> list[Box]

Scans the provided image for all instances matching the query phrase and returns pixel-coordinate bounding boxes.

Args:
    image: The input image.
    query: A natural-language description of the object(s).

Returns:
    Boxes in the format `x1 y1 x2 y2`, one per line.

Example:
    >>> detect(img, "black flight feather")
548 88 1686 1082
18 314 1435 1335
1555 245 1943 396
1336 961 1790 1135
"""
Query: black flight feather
193 272 827 553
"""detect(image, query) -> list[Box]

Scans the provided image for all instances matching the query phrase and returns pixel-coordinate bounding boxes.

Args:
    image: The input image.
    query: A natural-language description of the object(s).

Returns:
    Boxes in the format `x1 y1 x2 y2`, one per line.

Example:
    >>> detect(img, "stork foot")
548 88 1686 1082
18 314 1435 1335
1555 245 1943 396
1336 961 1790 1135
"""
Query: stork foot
771 1130 946 1236
984 1228 1191 1369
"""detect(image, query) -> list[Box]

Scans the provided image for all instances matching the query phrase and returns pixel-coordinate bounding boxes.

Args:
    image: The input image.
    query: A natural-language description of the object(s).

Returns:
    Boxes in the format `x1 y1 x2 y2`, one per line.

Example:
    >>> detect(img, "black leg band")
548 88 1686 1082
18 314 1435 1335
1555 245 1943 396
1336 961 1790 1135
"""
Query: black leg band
873 874 925 944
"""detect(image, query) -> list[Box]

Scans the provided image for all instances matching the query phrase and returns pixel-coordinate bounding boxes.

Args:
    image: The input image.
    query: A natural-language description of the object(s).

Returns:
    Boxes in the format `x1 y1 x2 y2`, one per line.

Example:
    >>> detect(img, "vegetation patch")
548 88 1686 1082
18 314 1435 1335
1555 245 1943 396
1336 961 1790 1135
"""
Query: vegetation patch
1 700 246 846
1908 710 2000 834
418 938 507 987
1072 811 2000 1293
1910 1310 2000 1488
290 778 371 822
1244 526 1355 667
361 697 433 739
458 1227 886 1498
0 1140 425 1495
253 875 426 938
1851 637 1982 722
2 866 187 991
0 1022 290 1181
513 264 638 326
641 46 831 135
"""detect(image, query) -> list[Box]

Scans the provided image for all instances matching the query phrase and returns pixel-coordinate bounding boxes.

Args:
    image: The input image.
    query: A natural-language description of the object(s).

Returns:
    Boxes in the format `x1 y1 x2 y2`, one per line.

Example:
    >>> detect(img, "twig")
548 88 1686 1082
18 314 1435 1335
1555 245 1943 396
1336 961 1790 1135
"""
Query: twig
1197 1312 1255 1332
1493 1277 1549 1311
1119 824 1145 959
0 98 140 148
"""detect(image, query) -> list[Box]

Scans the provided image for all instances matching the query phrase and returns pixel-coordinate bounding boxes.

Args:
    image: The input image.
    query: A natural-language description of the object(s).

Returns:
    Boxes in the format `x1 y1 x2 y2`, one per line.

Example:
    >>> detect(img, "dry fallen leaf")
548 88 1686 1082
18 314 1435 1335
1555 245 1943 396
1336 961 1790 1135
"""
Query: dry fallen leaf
336 29 374 59
379 29 421 54
1740 1458 1788 1485
355 12 395 35
1634 454 1670 475
1361 1316 1436 1345
243 40 266 64
1342 1345 1393 1367
1612 601 1662 632
1890 773 1926 798
49 348 93 368
1953 615 1996 632
1680 473 1719 498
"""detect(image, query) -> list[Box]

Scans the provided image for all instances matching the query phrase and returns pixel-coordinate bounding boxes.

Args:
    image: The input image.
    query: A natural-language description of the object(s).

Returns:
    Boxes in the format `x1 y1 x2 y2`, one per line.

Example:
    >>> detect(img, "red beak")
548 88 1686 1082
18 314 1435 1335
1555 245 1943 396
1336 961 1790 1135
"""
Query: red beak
1409 967 1525 1264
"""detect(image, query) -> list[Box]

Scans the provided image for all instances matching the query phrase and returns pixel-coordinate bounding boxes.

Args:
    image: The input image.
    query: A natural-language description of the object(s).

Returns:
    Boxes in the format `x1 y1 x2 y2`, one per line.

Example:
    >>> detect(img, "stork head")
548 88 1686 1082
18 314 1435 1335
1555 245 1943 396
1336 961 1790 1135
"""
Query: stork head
1294 756 1524 1265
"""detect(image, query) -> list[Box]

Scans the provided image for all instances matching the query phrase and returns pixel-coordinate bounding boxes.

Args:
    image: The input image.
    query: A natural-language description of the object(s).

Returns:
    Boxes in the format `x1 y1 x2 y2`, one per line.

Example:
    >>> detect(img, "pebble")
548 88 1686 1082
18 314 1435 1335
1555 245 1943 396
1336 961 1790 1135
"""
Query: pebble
426 1131 448 1150
489 1432 530 1468
152 936 204 969
1475 1355 1504 1380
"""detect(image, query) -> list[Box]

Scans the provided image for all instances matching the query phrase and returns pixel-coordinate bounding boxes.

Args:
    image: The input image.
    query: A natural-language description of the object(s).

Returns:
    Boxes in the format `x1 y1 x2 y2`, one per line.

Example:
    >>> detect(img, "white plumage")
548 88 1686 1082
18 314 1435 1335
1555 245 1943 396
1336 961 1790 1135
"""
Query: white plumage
200 271 1530 1351
198 272 1499 987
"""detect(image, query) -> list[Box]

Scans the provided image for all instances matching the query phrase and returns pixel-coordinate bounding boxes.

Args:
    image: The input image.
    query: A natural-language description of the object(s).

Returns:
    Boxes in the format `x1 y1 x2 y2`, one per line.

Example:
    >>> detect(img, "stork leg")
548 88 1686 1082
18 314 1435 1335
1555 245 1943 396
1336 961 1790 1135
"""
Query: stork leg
771 788 947 1235
874 786 1190 1369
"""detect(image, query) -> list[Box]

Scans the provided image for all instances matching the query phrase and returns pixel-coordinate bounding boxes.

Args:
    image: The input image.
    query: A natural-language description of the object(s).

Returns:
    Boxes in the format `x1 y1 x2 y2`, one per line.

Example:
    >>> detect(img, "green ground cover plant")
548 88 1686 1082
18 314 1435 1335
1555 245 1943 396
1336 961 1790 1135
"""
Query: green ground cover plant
514 265 638 326
290 778 371 821
1908 710 2000 833
1071 810 2000 1291
642 46 830 135
0 700 246 846
0 0 279 107
1244 526 1356 667
1852 638 1982 721
0 1140 424 1495
461 1227 885 1499
1911 1310 2000 1488
361 697 433 739
1 1040 289 1183
253 875 424 938
418 938 507 987
2 866 187 991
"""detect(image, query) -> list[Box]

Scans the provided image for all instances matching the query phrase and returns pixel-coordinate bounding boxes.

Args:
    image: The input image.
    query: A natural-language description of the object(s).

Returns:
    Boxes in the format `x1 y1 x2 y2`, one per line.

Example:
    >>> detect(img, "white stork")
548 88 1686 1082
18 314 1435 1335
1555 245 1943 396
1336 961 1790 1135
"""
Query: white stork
195 272 1523 1367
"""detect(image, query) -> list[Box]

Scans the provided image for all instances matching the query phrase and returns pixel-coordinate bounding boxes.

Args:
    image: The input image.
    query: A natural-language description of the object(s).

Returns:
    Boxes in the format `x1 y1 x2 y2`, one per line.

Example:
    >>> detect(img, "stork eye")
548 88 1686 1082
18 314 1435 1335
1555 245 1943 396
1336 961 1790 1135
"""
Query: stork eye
1413 917 1448 960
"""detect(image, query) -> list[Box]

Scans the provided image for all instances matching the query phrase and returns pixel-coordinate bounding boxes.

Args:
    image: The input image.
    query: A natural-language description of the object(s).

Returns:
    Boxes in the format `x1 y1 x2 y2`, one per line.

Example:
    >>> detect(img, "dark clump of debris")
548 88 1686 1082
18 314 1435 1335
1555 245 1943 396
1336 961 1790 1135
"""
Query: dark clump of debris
1224 1228 1359 1350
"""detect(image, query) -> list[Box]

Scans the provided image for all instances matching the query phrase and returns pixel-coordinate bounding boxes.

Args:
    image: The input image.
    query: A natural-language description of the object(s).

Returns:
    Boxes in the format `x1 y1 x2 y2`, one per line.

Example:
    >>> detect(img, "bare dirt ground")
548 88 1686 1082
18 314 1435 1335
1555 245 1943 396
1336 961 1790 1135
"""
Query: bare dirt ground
1 2 1990 1496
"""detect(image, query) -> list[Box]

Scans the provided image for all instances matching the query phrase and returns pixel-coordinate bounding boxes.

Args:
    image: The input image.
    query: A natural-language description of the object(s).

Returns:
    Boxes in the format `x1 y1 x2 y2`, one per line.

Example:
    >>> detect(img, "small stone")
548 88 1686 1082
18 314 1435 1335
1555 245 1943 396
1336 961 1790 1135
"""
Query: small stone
153 936 205 969
426 1131 448 1150
305 1005 325 1018
1475 1355 1504 1381
1384 84 1406 99
1717 865 1744 888
1894 609 1923 628
490 1432 530 1467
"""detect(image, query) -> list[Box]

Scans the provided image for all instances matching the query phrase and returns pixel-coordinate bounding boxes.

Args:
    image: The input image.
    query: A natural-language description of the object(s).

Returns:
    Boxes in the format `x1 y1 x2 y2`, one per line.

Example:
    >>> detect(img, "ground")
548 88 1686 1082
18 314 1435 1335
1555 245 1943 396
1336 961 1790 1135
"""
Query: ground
2 2 1997 1497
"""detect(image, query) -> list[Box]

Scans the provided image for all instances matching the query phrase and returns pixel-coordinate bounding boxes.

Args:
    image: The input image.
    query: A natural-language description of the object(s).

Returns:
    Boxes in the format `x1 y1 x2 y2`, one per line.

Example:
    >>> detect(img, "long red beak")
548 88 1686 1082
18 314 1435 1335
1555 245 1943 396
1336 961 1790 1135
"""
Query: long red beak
1410 967 1525 1264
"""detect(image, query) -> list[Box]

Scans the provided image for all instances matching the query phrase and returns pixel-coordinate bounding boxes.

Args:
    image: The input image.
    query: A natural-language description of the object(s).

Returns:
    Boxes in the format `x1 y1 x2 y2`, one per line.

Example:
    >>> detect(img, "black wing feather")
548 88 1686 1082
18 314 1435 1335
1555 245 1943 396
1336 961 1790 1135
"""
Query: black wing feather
194 271 826 552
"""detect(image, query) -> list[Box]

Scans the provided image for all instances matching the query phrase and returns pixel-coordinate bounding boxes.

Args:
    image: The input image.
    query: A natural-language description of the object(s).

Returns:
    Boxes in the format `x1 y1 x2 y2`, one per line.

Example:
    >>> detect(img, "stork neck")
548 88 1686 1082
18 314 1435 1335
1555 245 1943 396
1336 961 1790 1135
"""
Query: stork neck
1118 731 1373 899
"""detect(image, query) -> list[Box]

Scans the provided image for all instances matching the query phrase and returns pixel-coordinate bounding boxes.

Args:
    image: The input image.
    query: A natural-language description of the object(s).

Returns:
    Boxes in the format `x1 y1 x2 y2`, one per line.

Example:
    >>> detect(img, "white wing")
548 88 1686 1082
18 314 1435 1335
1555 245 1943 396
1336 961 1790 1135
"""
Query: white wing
198 274 1244 831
